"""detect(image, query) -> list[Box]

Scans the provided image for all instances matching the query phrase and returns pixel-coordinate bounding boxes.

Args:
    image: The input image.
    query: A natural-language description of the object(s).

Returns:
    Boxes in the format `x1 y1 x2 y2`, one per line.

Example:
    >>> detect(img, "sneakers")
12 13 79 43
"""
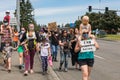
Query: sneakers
24 71 28 76
30 70 34 74
42 71 48 75
59 67 62 71
64 68 68 72
19 65 22 70
8 69 11 73
42 71 45 75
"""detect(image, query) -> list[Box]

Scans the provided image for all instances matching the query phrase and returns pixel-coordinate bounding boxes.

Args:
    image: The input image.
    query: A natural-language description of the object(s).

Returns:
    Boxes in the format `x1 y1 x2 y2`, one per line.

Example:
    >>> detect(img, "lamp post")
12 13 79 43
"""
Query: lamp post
16 0 20 31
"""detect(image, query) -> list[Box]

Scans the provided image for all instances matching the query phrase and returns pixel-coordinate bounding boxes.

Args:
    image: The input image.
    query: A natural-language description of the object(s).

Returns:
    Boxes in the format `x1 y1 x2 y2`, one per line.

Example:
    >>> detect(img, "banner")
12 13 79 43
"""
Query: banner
80 39 96 52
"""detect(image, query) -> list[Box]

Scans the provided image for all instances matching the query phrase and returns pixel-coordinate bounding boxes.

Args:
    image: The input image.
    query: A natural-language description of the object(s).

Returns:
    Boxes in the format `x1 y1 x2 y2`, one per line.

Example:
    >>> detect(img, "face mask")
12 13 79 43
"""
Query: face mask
5 43 10 46
21 31 25 34
29 28 34 31
4 23 8 26
82 33 88 39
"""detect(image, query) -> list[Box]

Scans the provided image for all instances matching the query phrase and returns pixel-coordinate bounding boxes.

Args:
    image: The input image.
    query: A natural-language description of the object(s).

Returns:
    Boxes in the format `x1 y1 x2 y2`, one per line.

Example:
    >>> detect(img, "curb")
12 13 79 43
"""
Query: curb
47 66 60 80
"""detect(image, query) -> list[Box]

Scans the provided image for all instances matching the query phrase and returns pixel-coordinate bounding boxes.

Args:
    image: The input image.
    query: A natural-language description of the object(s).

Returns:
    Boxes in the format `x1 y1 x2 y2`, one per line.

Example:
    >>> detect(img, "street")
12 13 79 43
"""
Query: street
52 40 120 80
0 40 120 80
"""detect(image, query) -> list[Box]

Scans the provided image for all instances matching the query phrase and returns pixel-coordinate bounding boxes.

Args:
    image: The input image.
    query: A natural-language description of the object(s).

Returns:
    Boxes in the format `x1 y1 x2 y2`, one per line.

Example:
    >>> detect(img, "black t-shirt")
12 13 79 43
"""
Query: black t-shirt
51 34 59 46
60 36 70 51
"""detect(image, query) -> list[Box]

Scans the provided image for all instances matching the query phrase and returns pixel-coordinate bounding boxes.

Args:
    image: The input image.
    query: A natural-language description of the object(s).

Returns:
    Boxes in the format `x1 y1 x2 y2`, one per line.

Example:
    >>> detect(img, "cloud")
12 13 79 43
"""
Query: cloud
0 0 16 11
34 6 86 17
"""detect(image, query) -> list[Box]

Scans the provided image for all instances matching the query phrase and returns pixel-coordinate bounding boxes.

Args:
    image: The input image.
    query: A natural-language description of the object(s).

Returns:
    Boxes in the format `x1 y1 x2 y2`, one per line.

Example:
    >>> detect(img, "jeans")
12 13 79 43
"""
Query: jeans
41 56 48 72
52 45 58 60
59 50 69 69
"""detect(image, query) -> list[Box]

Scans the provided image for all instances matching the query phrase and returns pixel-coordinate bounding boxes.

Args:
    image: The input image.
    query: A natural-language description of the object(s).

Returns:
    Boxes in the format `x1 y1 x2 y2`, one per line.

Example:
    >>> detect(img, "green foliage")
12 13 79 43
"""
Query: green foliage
72 11 120 34
15 0 38 31
75 20 81 29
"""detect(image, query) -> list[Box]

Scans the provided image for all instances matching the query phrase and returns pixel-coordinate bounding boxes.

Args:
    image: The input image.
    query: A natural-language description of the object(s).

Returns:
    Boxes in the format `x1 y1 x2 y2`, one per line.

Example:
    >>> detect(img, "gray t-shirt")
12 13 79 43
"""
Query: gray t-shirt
4 46 14 58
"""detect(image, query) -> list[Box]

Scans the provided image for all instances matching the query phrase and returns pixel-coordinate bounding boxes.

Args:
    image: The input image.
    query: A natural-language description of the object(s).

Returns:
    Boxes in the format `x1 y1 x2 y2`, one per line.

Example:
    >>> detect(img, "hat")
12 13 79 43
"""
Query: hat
6 10 10 13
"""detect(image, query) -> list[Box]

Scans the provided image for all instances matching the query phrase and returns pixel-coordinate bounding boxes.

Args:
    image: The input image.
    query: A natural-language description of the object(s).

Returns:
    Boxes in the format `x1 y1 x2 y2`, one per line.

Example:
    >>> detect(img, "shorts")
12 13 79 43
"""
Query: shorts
17 45 24 53
78 59 94 67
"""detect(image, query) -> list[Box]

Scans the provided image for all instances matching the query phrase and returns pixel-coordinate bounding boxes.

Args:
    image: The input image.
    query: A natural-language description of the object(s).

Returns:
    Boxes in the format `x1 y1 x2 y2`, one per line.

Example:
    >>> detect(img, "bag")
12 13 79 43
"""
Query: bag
28 39 35 51
48 56 53 67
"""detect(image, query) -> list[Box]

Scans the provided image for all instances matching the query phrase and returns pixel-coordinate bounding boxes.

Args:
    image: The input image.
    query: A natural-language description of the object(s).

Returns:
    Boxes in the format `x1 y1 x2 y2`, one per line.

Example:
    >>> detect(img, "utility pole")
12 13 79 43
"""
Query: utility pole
16 0 20 31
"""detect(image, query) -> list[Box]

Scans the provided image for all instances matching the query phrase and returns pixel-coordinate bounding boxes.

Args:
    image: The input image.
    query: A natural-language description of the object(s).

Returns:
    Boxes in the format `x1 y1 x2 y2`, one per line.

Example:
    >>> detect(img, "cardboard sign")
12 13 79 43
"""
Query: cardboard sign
80 39 96 52
48 22 57 31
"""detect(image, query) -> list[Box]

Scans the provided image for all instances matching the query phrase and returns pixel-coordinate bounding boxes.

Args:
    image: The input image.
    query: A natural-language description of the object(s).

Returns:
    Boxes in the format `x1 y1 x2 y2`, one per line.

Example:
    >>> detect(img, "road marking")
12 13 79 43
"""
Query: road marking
95 55 105 60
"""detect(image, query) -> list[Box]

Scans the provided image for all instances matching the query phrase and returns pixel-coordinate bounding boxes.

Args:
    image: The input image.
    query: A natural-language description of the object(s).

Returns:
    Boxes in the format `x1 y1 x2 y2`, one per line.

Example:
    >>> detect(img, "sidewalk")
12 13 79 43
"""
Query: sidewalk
0 51 58 80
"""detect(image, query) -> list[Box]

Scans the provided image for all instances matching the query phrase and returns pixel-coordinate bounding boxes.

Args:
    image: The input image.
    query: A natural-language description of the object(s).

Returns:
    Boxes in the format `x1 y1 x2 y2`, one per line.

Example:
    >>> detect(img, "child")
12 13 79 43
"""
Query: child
79 16 92 38
38 37 51 75
3 42 17 73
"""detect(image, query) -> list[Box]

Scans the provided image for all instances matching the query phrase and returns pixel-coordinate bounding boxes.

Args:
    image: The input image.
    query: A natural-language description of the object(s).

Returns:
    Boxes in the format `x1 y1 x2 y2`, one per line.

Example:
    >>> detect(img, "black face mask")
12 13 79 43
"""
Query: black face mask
82 33 88 39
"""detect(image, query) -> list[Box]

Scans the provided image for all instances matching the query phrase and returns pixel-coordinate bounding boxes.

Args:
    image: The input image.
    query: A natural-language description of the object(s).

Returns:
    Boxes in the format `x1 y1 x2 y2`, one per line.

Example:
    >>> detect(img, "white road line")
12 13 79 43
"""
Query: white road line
95 55 105 60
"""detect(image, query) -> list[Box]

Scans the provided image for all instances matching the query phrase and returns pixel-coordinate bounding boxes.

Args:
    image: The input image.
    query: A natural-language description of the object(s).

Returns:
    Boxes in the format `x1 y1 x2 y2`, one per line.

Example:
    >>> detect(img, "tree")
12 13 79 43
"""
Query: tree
74 20 81 29
15 0 38 30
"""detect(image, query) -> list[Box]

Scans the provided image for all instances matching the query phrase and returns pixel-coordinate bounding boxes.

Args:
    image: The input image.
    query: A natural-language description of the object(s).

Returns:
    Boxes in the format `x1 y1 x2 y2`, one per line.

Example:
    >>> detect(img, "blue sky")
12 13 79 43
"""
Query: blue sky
0 0 120 26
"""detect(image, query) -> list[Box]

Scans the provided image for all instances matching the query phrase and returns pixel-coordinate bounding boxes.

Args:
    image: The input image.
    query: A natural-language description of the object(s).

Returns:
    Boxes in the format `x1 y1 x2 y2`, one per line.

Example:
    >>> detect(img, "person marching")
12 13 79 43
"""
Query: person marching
59 30 70 72
37 37 51 75
70 28 80 70
17 27 26 70
3 42 17 73
20 24 39 76
51 31 59 61
74 29 99 80
0 20 12 52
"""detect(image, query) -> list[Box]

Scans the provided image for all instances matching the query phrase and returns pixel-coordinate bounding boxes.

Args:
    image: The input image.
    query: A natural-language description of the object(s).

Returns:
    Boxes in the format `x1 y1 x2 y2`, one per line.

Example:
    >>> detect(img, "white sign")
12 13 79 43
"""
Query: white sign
10 18 17 25
80 39 96 52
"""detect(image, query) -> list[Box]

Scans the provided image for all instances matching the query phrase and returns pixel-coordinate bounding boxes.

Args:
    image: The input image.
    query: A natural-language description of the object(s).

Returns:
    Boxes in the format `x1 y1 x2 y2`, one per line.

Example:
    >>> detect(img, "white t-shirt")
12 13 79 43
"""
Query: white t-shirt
40 42 50 56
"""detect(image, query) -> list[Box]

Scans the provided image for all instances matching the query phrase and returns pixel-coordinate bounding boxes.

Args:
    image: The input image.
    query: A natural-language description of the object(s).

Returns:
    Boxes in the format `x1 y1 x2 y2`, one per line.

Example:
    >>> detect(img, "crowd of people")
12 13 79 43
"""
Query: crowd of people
0 10 99 80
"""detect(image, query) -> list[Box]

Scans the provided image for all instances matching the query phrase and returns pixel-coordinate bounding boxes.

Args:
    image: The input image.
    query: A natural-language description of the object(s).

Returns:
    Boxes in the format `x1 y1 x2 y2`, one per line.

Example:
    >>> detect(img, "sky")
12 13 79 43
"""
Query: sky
0 0 120 26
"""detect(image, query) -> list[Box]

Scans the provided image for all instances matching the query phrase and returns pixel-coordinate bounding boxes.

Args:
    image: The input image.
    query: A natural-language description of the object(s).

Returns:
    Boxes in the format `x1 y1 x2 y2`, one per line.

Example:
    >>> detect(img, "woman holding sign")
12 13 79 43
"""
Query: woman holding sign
74 30 99 80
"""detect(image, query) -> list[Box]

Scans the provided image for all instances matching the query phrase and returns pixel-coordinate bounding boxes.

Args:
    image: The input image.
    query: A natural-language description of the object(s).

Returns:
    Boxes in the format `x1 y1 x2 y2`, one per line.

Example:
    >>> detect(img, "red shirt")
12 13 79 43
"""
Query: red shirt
4 15 10 24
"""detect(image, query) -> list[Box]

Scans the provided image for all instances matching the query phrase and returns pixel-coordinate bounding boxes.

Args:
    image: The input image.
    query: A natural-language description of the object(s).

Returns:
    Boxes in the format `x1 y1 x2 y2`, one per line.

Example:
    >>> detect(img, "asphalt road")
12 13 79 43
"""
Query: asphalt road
52 40 120 80
0 40 120 80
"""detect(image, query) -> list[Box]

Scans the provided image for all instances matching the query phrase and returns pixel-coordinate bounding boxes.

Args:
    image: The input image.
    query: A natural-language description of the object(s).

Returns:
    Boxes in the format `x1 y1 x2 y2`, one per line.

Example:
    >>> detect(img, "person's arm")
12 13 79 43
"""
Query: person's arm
48 47 51 56
74 35 82 53
0 25 3 33
59 40 64 46
94 39 99 50
88 24 92 35
74 41 81 53
79 24 82 35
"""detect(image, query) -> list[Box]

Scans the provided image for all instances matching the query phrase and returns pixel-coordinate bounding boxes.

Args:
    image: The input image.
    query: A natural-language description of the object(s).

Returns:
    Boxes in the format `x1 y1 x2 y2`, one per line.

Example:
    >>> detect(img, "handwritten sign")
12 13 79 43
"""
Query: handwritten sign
80 39 96 52
48 22 57 31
